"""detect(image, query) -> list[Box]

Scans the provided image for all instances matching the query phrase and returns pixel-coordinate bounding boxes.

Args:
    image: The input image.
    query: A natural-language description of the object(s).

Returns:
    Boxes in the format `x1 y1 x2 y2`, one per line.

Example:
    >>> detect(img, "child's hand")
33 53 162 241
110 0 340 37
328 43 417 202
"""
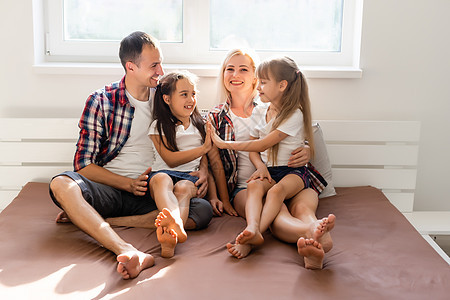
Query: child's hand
209 198 224 216
210 124 227 149
222 201 238 216
247 165 272 183
203 121 213 153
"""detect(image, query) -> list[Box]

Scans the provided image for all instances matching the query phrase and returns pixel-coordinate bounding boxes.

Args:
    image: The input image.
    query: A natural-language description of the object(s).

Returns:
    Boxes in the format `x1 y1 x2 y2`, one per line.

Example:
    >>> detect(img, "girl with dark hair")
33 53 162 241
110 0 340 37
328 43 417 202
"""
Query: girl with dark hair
149 71 228 258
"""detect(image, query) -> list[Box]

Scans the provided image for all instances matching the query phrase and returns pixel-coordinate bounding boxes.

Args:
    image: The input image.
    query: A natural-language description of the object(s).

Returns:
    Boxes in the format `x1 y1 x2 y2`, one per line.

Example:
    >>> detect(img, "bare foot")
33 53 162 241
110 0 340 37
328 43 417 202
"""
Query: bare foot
154 208 187 243
309 218 327 240
297 237 324 270
236 225 264 246
315 214 335 253
55 211 71 223
226 243 252 259
116 251 155 279
157 226 178 258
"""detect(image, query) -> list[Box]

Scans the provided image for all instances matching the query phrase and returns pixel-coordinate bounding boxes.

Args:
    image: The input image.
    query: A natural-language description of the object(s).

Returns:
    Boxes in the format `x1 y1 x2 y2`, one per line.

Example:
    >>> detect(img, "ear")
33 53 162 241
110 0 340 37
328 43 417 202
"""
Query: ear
126 61 134 72
163 94 170 105
279 80 288 92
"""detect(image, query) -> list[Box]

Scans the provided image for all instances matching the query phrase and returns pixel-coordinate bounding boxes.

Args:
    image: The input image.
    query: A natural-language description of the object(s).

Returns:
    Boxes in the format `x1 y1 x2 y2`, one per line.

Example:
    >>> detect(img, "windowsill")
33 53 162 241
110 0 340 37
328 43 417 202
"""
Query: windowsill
32 62 362 79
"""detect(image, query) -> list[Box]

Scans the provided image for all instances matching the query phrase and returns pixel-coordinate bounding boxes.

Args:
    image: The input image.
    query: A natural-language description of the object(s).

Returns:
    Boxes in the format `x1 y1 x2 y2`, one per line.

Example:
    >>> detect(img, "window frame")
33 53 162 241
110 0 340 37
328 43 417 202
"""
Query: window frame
37 0 364 78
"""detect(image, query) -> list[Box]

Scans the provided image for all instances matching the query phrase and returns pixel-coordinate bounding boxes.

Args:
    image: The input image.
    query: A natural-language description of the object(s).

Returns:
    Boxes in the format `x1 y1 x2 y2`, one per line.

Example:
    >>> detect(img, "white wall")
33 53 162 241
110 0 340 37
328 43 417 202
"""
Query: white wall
1 1 449 211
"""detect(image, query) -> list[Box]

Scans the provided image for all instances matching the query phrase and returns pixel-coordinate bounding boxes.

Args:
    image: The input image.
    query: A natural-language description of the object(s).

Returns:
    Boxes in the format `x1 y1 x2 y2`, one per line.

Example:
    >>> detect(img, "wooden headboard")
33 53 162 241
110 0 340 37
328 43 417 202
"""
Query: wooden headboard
0 118 420 213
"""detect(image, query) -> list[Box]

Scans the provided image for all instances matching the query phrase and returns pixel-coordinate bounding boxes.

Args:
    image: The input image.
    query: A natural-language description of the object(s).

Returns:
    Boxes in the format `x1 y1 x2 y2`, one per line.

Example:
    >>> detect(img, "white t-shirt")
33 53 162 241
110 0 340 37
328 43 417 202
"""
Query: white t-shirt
250 106 305 167
149 120 203 172
230 104 267 188
104 89 155 178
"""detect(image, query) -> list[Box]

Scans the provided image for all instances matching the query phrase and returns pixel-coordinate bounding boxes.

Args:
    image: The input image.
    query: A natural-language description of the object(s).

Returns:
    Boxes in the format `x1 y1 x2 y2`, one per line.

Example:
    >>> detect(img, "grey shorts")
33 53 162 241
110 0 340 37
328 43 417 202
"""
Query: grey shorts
49 171 213 230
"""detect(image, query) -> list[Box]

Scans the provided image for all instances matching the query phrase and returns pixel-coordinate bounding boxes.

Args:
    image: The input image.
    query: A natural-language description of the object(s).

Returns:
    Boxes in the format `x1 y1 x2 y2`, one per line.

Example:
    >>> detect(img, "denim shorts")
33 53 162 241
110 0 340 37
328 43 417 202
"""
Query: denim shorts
149 170 198 184
230 187 246 203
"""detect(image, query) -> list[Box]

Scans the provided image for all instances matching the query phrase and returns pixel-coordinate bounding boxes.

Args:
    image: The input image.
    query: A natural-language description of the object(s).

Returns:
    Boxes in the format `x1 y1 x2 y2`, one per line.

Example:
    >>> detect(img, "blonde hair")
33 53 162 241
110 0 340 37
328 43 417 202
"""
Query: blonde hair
216 48 260 111
256 56 314 165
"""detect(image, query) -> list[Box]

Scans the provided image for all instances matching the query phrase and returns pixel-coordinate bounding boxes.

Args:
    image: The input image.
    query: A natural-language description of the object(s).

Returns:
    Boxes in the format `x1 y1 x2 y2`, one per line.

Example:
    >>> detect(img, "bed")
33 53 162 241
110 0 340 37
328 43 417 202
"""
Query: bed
0 118 449 299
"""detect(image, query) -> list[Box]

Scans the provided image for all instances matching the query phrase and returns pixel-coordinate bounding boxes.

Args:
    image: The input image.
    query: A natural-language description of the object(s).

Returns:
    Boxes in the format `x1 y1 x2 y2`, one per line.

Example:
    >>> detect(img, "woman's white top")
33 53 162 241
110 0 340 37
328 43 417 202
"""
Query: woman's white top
104 90 154 178
230 104 266 188
149 120 203 172
250 106 305 167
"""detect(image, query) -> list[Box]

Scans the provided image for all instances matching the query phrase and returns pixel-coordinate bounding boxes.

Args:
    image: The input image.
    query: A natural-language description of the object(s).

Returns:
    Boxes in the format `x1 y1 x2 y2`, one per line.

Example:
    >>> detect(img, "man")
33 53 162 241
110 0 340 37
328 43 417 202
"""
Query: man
49 31 213 280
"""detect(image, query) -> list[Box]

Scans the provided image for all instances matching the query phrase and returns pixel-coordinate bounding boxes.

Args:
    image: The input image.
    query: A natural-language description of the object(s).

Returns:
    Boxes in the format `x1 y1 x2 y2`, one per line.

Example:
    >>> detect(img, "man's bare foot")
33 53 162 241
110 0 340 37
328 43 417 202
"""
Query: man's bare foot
297 237 324 270
236 225 264 245
226 243 252 259
157 226 178 258
55 211 71 223
154 208 187 243
116 251 155 279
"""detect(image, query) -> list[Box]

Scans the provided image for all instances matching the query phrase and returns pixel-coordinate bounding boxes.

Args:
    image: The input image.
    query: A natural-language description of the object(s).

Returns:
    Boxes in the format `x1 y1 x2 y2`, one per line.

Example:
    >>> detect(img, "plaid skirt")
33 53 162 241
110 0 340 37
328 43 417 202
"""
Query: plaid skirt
267 164 327 195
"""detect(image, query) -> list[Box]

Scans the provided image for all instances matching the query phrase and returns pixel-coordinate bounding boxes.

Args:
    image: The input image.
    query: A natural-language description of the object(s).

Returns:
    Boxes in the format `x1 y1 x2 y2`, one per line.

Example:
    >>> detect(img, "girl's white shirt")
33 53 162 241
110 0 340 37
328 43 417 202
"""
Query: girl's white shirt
149 120 203 172
104 89 155 178
229 104 267 188
250 105 305 167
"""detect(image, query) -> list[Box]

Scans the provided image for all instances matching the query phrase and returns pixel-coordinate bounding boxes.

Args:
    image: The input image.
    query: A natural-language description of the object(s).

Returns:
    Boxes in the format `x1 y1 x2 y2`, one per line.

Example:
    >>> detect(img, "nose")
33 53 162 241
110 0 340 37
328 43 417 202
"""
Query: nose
157 64 164 76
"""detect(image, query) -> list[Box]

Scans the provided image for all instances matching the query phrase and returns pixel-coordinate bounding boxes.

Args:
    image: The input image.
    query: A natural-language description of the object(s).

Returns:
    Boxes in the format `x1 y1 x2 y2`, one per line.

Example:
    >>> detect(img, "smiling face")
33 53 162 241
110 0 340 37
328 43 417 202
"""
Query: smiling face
129 45 164 88
257 72 285 106
223 54 257 97
163 78 197 125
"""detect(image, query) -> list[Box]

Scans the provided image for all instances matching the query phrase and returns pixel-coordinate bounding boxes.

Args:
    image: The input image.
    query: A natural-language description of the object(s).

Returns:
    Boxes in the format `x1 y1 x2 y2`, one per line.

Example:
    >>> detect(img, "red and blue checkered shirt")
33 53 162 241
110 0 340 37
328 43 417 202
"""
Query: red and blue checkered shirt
74 76 136 171
208 98 258 194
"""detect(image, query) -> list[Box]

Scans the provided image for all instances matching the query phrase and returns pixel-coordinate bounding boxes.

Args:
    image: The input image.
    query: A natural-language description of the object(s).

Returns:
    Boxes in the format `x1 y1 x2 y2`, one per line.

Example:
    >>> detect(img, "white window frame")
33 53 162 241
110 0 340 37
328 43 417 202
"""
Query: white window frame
35 0 364 78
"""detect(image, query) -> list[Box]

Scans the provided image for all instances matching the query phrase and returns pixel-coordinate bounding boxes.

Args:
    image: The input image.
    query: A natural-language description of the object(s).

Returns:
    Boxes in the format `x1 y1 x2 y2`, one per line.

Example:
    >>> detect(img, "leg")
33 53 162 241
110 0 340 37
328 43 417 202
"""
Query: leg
150 173 188 243
258 174 304 234
50 176 154 279
232 189 248 218
287 188 335 253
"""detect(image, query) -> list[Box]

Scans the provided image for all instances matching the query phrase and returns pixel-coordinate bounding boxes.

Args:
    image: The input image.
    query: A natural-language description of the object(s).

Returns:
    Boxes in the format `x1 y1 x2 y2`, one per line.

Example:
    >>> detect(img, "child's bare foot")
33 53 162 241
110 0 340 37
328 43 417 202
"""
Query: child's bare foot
309 218 327 240
226 243 252 259
154 208 187 243
297 237 324 270
236 225 264 245
157 226 178 258
55 211 71 223
116 250 155 279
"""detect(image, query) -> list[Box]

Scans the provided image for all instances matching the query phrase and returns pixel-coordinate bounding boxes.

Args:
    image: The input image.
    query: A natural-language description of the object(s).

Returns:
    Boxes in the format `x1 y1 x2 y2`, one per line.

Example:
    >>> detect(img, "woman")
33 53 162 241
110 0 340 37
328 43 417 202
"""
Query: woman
208 49 334 269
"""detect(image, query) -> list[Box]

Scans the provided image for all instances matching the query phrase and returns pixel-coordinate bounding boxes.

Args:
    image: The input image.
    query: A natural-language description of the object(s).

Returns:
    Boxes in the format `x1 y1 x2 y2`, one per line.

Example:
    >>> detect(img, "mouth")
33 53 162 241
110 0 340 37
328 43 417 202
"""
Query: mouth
230 80 244 86
184 105 194 109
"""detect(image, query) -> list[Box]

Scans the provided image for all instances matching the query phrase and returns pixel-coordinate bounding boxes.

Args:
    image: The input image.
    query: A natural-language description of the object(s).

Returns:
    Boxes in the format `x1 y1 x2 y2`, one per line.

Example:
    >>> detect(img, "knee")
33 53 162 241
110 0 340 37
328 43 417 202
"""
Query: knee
174 180 196 196
189 198 213 230
50 176 75 197
150 172 171 187
247 180 265 192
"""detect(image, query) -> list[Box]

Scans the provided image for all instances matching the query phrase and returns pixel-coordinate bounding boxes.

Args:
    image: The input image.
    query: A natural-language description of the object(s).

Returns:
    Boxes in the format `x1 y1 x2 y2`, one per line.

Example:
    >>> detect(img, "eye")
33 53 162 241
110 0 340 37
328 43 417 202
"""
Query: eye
240 68 249 72
225 67 234 72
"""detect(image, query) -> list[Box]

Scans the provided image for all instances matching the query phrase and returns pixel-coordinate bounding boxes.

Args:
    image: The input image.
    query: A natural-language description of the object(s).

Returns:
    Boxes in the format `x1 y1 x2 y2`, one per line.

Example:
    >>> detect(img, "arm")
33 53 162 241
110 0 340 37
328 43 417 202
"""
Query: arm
207 145 237 216
287 144 311 168
150 133 211 169
247 151 272 183
212 129 288 153
78 163 152 196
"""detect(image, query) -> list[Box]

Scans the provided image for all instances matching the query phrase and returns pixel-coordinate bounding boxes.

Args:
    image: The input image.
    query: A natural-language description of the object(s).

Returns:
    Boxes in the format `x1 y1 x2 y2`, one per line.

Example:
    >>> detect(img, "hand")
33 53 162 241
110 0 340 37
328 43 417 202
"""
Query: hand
129 167 152 196
209 198 224 216
210 123 227 149
222 201 238 216
247 165 272 183
288 145 311 167
202 121 212 153
190 169 208 198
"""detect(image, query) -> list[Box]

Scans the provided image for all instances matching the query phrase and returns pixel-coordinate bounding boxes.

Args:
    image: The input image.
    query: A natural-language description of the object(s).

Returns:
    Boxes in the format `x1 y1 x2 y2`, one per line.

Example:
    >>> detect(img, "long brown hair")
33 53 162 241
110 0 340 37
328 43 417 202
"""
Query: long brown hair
256 56 314 165
153 71 206 151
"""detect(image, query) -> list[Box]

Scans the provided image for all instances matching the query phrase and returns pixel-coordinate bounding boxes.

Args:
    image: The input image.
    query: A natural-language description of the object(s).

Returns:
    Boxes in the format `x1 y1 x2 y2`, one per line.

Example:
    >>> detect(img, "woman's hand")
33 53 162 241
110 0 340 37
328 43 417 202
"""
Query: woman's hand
247 165 272 183
222 201 238 216
209 198 224 216
287 145 311 168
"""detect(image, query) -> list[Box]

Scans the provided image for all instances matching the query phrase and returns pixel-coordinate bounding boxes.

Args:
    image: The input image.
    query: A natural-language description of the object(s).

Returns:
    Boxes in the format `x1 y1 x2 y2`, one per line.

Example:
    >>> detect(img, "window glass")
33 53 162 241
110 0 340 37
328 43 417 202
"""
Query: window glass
63 0 183 42
210 0 343 52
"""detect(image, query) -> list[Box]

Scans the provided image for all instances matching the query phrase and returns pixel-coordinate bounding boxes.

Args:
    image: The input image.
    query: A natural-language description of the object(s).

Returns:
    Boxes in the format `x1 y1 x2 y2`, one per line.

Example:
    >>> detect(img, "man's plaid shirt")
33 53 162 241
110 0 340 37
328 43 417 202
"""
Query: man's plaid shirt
74 76 136 171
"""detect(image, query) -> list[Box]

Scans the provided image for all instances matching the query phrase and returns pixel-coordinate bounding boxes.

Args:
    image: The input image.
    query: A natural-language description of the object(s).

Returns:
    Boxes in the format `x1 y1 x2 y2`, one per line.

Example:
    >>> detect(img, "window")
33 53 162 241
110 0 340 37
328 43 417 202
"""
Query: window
38 0 363 76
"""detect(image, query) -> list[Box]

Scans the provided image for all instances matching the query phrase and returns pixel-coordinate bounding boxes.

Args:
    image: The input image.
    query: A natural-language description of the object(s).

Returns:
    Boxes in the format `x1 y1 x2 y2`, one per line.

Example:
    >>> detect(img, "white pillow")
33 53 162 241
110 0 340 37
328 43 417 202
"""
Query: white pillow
310 123 336 198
